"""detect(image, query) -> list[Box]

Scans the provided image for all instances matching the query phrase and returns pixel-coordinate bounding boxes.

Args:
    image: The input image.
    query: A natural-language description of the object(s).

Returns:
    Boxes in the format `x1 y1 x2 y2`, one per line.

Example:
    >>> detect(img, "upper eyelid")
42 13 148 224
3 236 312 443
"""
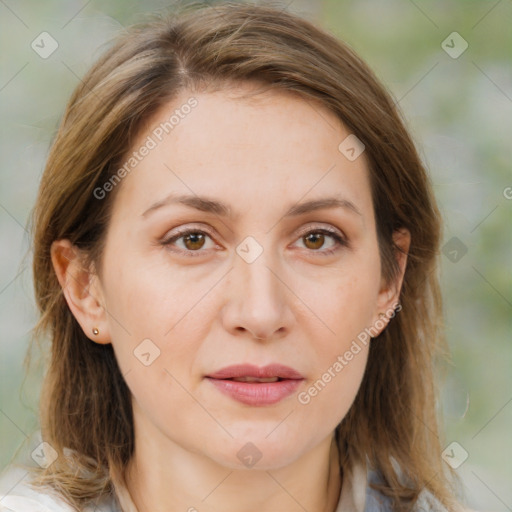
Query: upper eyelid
295 224 344 238
163 222 346 240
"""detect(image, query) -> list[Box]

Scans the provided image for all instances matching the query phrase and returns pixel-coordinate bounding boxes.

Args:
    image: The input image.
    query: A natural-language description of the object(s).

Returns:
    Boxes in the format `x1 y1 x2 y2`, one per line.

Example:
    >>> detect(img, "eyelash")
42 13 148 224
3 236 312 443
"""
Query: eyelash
160 226 348 257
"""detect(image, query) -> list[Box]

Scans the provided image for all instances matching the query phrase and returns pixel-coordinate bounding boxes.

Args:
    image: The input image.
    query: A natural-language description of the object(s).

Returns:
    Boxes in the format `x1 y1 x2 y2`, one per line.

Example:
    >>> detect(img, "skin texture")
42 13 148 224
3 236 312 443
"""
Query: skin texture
51 83 410 512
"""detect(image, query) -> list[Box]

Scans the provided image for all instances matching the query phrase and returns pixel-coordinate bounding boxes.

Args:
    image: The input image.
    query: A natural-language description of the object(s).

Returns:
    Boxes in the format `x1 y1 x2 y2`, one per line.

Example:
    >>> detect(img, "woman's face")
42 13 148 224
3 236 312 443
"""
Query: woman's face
73 84 405 470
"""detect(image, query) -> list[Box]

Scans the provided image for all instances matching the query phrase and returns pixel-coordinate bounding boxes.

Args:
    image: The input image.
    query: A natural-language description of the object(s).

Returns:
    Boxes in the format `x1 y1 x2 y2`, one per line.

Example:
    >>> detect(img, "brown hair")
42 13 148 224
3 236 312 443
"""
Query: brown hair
22 2 461 510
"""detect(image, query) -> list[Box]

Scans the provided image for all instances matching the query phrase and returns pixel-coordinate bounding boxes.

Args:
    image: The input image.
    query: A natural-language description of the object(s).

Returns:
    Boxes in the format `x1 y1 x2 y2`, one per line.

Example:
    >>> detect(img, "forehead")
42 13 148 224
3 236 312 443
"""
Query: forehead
111 84 374 221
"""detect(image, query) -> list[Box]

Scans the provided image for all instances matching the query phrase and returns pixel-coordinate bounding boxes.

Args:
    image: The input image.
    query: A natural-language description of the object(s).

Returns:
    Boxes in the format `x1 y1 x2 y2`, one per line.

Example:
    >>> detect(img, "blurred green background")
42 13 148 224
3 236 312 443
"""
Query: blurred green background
0 1 510 510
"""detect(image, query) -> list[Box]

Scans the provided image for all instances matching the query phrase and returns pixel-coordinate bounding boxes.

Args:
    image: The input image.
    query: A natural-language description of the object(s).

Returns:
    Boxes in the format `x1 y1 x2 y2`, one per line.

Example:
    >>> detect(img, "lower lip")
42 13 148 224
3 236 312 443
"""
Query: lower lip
206 378 303 406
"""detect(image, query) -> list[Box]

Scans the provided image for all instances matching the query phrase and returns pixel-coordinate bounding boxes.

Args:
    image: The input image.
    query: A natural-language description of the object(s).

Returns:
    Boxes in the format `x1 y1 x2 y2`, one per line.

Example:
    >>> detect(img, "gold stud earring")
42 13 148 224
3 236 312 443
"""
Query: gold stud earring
92 327 99 335
379 312 386 318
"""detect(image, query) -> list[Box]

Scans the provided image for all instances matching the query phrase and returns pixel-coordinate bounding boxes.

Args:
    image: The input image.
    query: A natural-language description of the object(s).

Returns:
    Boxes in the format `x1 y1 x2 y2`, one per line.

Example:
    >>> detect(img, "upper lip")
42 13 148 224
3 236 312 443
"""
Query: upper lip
206 364 304 380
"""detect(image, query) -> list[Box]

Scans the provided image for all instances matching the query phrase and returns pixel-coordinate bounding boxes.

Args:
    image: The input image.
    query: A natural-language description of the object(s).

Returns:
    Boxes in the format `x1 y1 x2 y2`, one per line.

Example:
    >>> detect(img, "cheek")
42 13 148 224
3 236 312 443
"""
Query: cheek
296 253 378 410
308 262 380 352
101 253 213 392
295 342 369 451
102 247 205 338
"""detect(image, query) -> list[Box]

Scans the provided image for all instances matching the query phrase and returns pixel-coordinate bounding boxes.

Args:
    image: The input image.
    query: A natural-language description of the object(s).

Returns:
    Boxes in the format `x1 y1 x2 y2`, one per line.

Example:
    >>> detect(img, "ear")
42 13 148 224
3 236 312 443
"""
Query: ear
50 239 111 344
371 228 410 335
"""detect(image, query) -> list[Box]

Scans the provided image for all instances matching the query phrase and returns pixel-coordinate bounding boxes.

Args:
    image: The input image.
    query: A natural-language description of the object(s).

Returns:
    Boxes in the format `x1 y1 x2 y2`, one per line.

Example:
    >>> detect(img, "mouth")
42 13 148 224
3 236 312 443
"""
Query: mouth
205 364 304 406
227 376 281 383
206 363 304 381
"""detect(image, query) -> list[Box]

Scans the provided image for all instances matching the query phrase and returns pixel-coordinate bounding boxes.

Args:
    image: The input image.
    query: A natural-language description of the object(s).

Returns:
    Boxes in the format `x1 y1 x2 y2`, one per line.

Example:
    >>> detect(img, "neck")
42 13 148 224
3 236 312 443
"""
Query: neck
122 426 342 512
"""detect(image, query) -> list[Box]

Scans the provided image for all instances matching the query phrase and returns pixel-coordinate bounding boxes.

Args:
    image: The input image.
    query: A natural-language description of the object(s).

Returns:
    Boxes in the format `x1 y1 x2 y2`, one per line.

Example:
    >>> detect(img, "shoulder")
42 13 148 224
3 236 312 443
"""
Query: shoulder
0 465 119 512
0 465 71 512
365 467 473 512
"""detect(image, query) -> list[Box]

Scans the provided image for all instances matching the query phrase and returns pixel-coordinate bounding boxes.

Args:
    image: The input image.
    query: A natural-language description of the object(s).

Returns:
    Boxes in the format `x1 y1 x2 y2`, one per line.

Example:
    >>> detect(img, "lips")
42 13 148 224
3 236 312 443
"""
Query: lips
205 364 304 406
207 364 304 380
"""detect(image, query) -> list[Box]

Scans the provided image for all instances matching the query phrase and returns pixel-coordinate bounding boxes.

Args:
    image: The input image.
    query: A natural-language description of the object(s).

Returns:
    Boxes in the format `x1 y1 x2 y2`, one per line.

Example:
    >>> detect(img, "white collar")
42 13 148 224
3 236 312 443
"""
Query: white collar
335 460 368 511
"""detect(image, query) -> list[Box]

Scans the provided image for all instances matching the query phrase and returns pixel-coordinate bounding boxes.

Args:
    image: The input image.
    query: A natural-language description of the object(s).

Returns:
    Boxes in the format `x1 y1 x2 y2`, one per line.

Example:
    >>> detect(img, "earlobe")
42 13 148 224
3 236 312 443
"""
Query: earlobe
50 239 111 344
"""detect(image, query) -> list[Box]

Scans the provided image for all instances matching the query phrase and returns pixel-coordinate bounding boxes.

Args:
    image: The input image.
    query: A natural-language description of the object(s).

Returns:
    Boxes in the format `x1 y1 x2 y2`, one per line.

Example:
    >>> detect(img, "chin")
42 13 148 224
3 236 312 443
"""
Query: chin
205 436 306 471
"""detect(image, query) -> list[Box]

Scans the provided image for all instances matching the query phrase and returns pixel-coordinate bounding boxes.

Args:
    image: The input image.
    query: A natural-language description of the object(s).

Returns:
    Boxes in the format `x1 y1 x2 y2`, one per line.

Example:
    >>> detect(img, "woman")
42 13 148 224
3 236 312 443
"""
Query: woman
0 2 470 511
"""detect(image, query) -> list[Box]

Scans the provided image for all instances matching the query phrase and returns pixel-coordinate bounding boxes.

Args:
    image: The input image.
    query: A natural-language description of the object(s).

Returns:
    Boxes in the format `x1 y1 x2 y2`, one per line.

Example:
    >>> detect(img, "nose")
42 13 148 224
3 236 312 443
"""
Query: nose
220 246 293 342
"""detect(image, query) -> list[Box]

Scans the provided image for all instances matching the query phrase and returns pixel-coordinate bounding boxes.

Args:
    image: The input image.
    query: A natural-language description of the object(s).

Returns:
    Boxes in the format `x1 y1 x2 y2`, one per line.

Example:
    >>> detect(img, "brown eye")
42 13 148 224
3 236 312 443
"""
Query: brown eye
295 228 348 256
161 229 216 256
182 232 206 250
303 232 326 250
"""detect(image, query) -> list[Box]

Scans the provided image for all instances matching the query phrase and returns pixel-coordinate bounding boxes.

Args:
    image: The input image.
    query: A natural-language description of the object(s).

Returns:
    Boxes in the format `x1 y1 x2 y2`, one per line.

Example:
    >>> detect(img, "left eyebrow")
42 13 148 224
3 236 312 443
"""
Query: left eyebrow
141 193 363 219
285 197 362 217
